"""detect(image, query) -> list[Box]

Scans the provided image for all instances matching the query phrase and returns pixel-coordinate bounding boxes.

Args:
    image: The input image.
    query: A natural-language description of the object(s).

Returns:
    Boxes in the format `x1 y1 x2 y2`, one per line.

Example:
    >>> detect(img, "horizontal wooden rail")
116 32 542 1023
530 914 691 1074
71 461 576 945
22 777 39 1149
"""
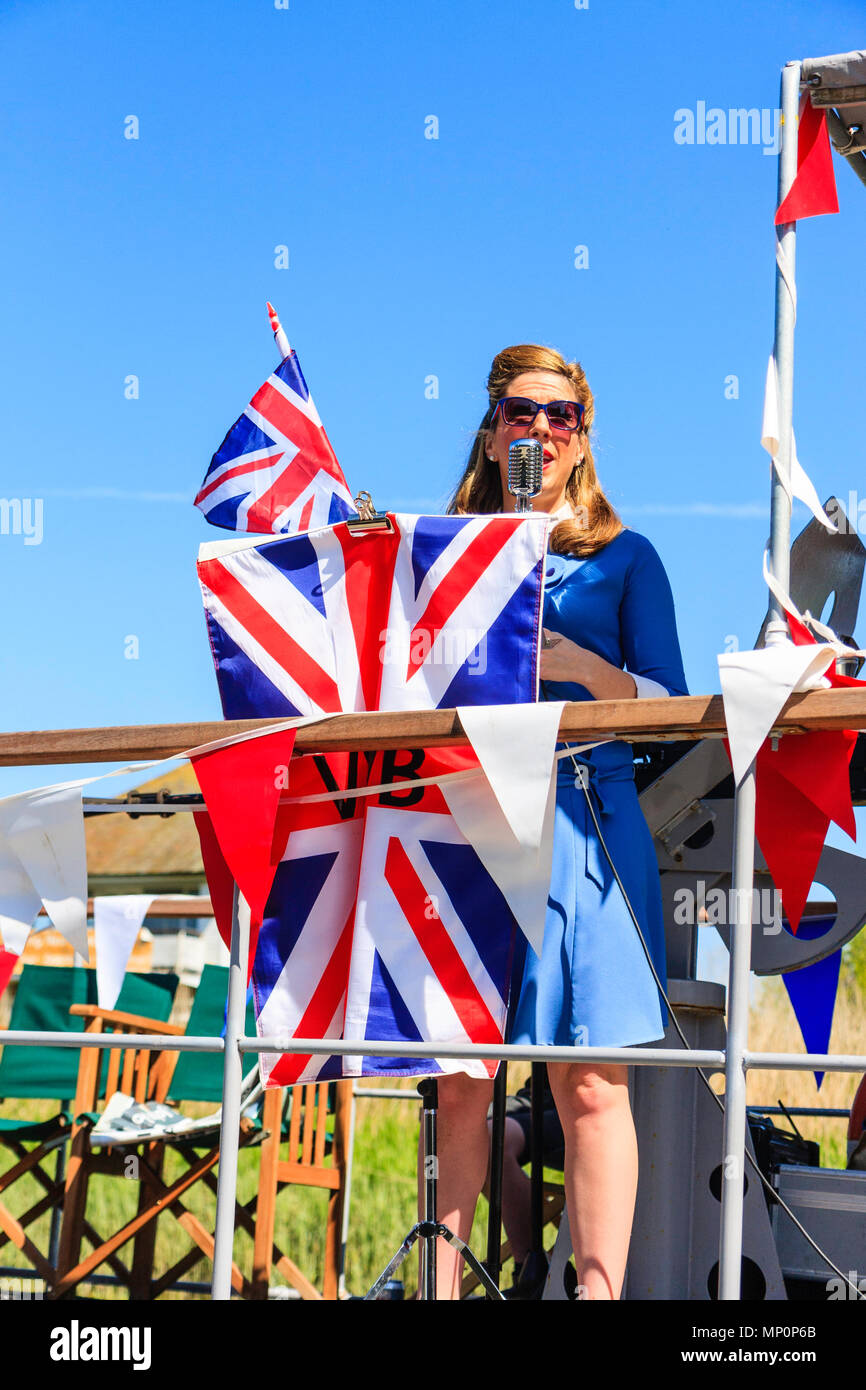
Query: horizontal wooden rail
36 898 216 919
1 689 866 766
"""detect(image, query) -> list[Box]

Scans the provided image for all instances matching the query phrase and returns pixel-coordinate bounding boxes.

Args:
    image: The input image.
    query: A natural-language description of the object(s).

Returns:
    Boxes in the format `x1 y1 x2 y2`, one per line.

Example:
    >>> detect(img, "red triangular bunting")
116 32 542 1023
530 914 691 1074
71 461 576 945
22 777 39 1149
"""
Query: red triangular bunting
743 618 861 933
755 749 829 934
775 99 839 224
192 810 236 954
190 728 298 963
763 728 857 841
0 950 18 997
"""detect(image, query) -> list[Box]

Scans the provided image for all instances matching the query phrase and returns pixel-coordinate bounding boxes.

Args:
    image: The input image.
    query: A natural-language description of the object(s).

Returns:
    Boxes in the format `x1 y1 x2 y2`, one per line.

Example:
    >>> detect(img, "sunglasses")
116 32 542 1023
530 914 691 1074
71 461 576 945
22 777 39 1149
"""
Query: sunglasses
492 396 585 433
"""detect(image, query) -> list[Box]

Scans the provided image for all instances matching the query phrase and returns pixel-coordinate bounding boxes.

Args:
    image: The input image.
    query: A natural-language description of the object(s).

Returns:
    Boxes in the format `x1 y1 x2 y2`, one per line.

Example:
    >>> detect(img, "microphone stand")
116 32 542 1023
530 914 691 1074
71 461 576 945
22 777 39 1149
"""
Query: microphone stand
364 1079 505 1300
486 1065 508 1294
367 452 538 1299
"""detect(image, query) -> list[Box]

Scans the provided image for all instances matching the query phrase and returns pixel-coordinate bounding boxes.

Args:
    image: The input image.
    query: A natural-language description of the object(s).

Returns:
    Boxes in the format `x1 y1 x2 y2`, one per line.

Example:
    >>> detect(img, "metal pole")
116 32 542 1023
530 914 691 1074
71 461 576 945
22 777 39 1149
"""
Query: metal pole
766 60 802 643
337 1084 358 1298
419 1080 438 1300
718 760 757 1300
529 1063 544 1258
211 883 249 1300
486 1062 507 1295
48 1126 68 1271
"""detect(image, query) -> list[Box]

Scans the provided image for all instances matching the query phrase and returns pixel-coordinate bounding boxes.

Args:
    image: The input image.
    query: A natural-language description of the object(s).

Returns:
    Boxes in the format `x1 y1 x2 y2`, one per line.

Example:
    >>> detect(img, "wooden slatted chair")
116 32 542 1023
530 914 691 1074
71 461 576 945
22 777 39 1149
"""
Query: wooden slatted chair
0 965 178 1290
53 964 258 1300
250 1079 352 1301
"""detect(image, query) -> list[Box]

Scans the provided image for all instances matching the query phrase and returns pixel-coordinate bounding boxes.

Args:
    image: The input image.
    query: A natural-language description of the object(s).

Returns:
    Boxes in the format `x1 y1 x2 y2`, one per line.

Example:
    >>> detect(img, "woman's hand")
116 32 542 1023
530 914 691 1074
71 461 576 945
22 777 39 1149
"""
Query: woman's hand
540 630 637 700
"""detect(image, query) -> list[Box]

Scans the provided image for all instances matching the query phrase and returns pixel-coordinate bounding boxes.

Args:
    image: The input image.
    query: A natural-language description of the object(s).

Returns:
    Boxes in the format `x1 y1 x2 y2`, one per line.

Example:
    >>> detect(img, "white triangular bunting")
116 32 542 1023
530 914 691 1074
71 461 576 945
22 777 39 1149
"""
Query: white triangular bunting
0 784 90 961
94 895 156 1009
718 641 837 787
457 702 564 850
0 838 41 956
761 356 836 533
443 765 557 955
442 703 563 954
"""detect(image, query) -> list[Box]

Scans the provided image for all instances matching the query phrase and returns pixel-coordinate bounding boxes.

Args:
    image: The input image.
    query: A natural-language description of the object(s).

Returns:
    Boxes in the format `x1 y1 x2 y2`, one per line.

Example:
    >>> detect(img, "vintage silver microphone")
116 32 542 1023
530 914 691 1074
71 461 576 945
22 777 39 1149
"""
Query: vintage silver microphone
507 438 543 512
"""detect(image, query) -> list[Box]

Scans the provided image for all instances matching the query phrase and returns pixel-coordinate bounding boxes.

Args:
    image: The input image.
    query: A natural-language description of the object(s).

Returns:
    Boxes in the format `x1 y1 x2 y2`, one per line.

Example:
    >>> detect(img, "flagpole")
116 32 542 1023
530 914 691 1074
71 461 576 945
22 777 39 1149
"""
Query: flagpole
717 759 757 1299
212 881 249 1300
766 60 802 646
718 57 803 1302
267 301 291 361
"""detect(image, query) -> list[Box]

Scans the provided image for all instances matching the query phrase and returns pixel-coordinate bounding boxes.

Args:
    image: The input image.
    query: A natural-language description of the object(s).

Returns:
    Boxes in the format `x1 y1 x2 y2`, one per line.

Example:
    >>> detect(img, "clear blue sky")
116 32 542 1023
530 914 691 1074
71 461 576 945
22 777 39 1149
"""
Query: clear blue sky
2 0 864 841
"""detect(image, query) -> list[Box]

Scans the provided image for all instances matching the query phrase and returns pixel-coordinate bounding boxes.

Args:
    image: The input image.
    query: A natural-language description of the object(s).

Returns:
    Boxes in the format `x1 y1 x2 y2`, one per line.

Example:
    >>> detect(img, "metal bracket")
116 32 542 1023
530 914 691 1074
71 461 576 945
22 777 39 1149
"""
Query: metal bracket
656 798 717 863
346 491 395 533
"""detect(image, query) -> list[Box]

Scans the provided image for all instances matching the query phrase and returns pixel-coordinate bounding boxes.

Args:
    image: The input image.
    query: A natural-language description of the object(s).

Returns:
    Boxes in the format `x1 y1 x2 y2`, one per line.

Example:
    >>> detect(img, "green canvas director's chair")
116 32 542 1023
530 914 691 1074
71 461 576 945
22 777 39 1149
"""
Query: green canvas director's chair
0 964 178 1289
52 963 352 1300
53 963 261 1299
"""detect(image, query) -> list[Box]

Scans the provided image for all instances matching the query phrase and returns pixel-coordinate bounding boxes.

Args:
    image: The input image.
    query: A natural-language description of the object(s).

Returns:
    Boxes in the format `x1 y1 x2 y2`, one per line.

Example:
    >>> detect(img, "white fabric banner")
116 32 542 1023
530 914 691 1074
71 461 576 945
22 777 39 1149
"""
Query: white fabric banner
0 784 90 961
457 702 564 850
762 356 836 533
442 702 564 953
0 838 40 957
94 895 155 1009
718 640 837 787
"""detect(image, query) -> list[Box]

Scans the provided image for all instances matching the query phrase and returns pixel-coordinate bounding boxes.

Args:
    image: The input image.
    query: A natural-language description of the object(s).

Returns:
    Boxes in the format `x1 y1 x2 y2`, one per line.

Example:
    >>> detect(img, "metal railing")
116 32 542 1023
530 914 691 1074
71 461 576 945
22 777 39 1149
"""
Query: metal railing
1 677 864 1300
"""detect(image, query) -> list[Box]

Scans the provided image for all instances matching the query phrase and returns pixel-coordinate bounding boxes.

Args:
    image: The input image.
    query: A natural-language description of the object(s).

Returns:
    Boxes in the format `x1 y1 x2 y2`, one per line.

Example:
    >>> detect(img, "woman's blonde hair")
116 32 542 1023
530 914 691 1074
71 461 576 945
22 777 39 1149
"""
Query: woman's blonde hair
447 343 623 557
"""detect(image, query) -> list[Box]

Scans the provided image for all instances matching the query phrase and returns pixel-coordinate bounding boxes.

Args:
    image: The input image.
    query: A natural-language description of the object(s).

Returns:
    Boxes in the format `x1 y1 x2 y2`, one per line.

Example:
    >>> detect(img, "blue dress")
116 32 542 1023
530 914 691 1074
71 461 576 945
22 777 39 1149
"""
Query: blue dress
510 529 689 1050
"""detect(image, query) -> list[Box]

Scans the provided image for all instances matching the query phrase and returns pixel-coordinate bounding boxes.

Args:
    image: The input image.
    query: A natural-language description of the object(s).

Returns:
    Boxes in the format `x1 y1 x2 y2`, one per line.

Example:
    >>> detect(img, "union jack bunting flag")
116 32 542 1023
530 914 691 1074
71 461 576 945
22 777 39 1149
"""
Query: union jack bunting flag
194 351 357 536
197 513 546 717
197 513 547 1081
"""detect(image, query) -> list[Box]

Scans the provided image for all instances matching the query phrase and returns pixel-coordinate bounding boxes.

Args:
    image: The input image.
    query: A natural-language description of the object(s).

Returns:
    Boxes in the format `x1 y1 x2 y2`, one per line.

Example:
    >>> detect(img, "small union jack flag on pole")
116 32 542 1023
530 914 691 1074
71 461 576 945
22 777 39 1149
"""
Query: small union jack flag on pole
194 305 357 536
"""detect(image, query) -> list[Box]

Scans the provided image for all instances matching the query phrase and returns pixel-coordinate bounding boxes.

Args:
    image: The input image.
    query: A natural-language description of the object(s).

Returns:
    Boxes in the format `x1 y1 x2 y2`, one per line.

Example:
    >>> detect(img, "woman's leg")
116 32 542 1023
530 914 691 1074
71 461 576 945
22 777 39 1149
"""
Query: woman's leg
546 1061 637 1300
420 1071 493 1299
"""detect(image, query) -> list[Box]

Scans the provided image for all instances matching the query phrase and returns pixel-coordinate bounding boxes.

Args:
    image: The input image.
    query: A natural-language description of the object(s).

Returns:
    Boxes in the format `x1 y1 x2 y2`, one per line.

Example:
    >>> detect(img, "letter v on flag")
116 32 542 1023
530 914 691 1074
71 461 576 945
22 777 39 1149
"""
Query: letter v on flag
189 727 298 971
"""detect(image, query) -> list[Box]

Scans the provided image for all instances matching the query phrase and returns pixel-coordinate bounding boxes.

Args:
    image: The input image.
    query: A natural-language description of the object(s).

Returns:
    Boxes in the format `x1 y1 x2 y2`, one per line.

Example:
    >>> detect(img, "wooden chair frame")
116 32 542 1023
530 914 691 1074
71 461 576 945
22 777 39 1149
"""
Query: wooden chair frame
0 968 179 1291
0 1115 70 1284
52 1005 352 1300
53 1004 260 1299
250 1080 352 1301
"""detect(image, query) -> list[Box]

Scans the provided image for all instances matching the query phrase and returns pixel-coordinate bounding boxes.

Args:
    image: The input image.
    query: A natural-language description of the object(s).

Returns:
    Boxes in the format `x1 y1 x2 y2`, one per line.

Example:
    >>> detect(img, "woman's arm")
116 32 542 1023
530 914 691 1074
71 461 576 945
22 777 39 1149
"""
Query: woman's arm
540 633 638 699
538 535 688 700
619 536 689 698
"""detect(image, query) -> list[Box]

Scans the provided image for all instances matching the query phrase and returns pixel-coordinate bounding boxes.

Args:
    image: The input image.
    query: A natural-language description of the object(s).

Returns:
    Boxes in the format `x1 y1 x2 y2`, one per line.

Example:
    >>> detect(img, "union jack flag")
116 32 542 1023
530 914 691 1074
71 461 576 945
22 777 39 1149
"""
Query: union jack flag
197 513 547 1080
194 351 357 536
197 513 545 716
